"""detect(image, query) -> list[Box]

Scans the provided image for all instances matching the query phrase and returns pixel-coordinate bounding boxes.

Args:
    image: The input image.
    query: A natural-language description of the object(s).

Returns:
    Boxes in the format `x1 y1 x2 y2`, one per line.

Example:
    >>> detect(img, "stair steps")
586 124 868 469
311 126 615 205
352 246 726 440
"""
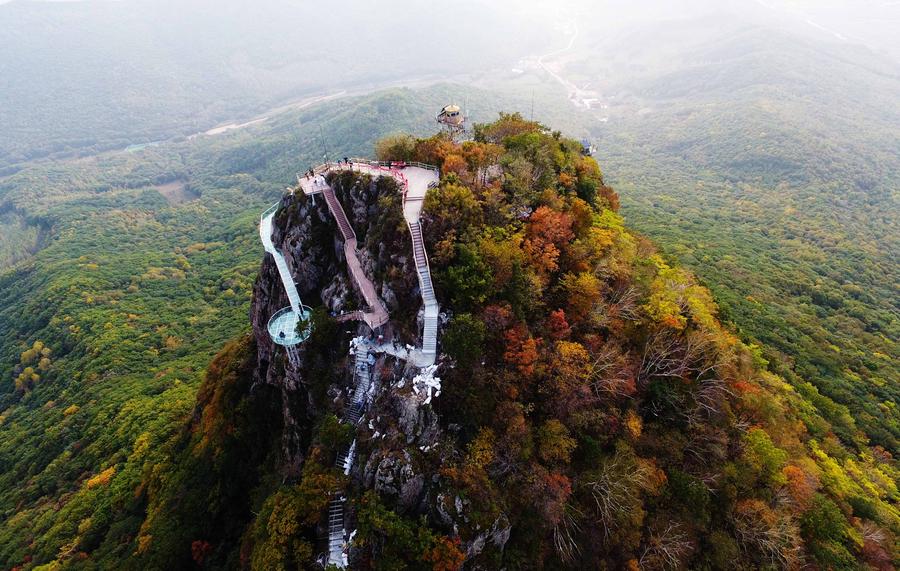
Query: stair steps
406 221 438 355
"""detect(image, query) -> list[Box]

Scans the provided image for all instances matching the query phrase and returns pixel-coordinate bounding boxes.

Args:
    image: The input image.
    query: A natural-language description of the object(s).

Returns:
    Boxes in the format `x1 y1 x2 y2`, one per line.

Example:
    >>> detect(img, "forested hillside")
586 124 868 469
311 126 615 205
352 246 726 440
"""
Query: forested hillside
357 116 897 569
0 87 475 567
0 79 896 568
585 27 900 457
490 6 900 459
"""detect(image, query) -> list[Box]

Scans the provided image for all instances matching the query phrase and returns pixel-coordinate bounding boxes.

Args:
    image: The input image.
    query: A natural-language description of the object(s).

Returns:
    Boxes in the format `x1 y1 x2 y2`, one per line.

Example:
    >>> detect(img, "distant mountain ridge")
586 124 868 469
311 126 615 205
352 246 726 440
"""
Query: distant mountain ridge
0 0 549 169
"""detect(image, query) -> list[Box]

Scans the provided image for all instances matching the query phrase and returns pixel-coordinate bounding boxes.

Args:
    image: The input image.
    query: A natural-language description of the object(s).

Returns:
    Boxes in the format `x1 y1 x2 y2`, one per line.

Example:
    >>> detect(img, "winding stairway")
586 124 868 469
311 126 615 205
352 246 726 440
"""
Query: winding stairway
320 185 390 330
298 161 440 364
327 344 373 568
265 160 443 567
285 160 443 566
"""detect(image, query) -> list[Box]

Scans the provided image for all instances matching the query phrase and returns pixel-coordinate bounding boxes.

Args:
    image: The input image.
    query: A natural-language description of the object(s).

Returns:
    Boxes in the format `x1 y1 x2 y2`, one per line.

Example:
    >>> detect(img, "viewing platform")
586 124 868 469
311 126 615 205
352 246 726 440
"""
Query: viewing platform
260 202 313 366
268 305 313 346
296 159 438 197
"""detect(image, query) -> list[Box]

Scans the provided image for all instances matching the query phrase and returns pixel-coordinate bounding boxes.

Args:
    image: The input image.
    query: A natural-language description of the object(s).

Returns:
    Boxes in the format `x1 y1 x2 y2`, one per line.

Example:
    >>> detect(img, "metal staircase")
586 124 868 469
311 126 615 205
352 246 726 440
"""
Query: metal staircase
407 220 438 355
346 349 371 424
325 346 372 568
326 496 346 567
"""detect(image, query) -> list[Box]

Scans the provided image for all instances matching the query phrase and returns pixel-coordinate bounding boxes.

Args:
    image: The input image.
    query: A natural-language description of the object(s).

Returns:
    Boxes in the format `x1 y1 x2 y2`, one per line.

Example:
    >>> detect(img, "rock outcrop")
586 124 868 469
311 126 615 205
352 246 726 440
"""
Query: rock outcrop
251 174 500 564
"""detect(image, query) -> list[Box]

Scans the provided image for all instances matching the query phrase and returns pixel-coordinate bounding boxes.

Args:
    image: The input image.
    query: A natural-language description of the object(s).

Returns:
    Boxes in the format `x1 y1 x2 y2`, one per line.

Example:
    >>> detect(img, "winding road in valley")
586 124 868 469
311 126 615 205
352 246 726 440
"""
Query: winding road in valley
536 20 581 99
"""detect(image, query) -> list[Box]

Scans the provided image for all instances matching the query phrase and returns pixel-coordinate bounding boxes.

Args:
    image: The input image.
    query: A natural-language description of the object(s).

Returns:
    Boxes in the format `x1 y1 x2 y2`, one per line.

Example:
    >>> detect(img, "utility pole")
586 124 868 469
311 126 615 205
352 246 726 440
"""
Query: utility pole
464 96 469 131
530 90 534 121
318 124 329 165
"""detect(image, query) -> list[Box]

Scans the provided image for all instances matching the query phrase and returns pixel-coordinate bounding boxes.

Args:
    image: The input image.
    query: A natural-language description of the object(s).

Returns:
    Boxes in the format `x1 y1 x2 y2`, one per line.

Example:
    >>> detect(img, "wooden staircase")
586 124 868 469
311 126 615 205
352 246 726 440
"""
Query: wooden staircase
322 185 357 242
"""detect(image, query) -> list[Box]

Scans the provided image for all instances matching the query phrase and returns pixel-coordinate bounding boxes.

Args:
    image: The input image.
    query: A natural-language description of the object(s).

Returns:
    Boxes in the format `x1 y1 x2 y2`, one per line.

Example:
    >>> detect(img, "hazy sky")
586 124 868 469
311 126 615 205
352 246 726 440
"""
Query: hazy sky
1 0 897 58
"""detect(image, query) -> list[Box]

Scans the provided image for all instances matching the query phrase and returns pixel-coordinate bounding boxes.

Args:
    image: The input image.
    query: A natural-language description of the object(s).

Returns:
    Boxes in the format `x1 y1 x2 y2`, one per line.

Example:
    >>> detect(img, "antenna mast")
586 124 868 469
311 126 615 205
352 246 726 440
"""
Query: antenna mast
318 124 329 164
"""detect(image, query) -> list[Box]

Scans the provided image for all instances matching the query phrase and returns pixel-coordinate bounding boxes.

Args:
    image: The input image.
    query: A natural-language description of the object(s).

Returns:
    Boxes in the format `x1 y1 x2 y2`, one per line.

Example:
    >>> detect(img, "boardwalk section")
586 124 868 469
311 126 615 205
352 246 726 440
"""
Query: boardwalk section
259 203 311 365
260 204 302 314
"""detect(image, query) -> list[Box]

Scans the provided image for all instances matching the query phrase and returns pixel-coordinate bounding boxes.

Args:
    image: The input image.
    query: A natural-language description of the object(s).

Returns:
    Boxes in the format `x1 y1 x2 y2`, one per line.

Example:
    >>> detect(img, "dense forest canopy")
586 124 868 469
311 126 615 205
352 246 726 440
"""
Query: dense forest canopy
1 104 895 568
580 28 900 456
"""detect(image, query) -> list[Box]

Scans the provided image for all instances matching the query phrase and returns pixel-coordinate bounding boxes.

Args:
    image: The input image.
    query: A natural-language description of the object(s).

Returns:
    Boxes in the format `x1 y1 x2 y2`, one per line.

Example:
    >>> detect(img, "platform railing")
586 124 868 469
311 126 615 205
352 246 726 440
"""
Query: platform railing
261 201 280 220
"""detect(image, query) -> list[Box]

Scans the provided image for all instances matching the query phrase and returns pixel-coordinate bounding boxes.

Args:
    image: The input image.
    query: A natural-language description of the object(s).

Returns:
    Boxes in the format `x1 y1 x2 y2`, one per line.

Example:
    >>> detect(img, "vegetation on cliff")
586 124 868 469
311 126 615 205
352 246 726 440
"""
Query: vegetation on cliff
349 114 897 569
0 103 895 569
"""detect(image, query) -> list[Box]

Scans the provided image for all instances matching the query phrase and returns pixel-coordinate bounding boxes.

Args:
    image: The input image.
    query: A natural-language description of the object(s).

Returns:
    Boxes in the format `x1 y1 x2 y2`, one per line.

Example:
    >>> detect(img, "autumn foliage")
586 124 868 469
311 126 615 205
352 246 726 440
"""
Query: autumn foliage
377 114 899 569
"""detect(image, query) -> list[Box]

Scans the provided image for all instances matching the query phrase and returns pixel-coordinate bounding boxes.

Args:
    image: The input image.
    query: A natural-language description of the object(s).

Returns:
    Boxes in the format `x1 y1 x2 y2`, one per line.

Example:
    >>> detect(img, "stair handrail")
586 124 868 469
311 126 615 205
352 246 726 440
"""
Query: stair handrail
261 201 280 221
323 187 358 242
407 219 434 296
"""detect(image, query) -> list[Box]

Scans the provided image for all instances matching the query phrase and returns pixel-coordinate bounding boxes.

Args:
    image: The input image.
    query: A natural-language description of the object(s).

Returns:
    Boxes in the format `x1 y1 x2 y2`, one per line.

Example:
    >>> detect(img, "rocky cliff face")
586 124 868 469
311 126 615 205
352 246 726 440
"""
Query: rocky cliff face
250 180 413 469
249 175 501 561
250 190 356 477
251 190 362 379
329 171 421 342
346 353 510 566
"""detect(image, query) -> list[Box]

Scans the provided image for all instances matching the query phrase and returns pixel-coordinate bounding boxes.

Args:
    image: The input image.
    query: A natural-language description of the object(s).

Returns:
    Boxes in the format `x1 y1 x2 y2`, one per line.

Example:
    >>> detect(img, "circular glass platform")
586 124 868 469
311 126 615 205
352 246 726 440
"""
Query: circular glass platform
267 305 313 346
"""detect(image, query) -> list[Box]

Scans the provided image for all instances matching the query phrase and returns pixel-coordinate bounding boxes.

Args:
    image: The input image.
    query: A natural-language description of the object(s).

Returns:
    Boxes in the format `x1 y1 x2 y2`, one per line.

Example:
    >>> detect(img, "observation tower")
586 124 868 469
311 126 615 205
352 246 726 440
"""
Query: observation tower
437 104 466 140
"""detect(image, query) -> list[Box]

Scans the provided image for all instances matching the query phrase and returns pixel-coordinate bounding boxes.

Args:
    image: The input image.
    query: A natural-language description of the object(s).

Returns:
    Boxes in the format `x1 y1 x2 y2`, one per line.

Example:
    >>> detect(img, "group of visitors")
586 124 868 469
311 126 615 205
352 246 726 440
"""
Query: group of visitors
303 168 328 189
302 158 354 189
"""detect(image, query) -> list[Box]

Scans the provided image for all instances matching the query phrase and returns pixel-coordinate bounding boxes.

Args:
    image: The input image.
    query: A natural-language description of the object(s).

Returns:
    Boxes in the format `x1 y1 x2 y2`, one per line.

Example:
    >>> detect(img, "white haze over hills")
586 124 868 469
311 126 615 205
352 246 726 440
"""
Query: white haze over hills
0 0 552 166
0 0 897 173
755 0 900 58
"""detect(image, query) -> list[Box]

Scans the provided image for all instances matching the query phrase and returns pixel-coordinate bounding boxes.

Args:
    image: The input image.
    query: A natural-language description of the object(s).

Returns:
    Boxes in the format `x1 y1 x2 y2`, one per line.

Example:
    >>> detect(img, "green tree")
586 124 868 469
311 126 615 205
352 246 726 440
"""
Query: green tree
800 494 860 569
443 313 486 369
375 133 417 162
444 243 493 310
